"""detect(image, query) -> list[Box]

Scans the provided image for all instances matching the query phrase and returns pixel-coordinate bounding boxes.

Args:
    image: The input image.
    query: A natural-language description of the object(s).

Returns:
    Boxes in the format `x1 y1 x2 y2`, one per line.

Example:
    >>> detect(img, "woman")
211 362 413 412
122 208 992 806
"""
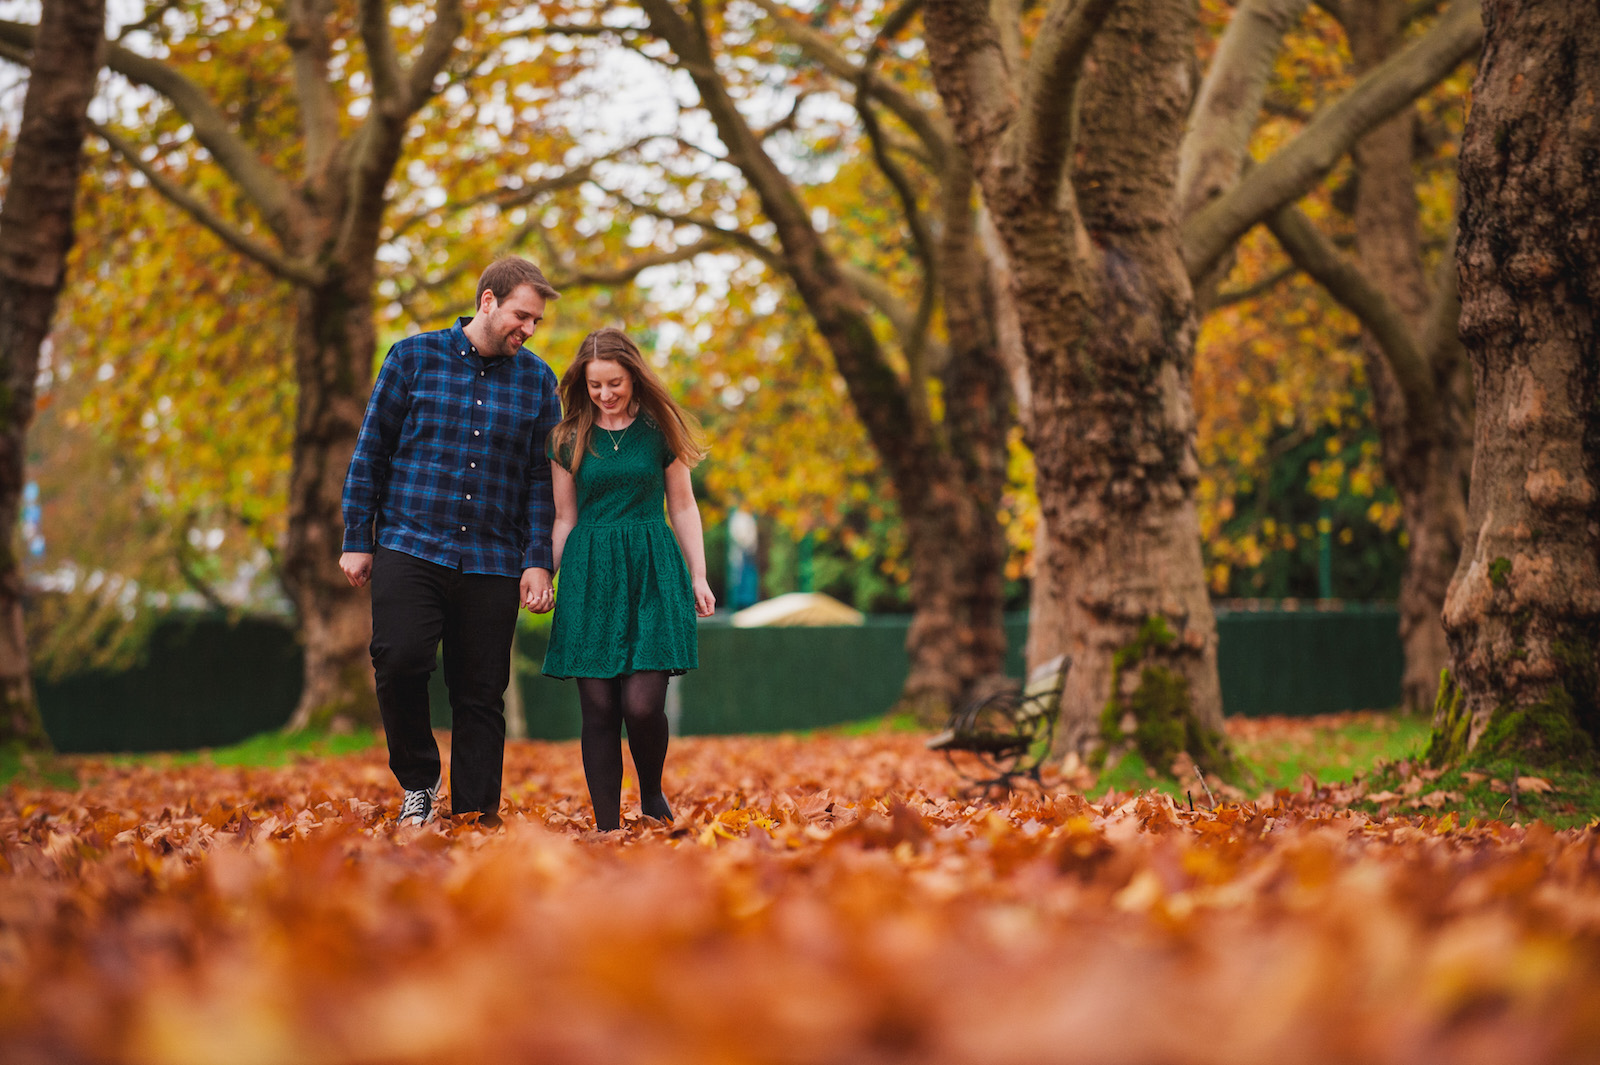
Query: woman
543 327 715 831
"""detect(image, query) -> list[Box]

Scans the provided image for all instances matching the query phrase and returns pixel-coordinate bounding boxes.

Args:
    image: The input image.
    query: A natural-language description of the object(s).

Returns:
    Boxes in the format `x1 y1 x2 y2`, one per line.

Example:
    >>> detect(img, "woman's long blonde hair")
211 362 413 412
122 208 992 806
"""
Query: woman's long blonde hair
549 327 706 476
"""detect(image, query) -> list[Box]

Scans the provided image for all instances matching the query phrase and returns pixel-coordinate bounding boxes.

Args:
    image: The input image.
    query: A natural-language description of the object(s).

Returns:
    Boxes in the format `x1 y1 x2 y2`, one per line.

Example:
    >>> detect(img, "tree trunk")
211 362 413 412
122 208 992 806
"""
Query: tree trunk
1433 0 1600 768
281 273 380 732
0 0 104 750
934 330 1012 700
980 211 1071 676
899 162 1013 720
1348 0 1470 714
925 0 1235 777
1052 0 1229 774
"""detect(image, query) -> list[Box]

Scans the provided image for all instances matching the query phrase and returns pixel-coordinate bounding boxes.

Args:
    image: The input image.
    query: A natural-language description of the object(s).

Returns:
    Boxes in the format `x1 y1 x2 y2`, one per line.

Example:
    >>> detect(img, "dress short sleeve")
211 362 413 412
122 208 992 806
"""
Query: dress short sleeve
547 433 573 472
643 413 675 468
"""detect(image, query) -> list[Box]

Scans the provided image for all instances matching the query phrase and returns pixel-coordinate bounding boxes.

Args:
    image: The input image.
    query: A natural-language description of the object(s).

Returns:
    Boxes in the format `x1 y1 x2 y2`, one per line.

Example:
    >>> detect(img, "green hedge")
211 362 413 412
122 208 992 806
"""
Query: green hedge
37 605 1402 753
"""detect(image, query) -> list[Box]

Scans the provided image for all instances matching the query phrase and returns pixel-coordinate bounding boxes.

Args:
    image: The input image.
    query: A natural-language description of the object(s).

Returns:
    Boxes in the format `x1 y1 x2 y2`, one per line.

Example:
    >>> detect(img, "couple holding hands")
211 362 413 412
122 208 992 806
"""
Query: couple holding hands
339 256 715 831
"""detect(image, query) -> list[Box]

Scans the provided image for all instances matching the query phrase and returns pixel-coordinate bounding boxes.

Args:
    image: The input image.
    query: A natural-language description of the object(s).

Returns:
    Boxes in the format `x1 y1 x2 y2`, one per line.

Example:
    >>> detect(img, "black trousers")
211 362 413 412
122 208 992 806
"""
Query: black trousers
369 546 520 817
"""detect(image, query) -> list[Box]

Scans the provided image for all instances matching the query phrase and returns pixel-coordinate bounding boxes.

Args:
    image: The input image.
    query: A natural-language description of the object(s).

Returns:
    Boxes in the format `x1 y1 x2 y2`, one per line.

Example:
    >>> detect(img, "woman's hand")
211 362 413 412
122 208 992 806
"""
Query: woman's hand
692 577 716 617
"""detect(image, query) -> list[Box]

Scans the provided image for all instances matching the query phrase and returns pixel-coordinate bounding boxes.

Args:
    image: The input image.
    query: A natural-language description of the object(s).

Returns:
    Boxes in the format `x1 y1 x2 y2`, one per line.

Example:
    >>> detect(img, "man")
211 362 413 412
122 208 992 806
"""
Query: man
340 256 562 827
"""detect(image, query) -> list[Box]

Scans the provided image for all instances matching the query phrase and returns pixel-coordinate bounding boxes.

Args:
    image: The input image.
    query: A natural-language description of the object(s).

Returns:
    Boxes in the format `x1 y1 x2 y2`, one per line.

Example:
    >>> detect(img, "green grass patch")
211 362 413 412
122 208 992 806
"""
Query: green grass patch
817 712 927 737
1093 713 1430 801
131 727 384 768
1358 756 1600 830
1235 714 1432 790
51 729 384 785
0 742 78 790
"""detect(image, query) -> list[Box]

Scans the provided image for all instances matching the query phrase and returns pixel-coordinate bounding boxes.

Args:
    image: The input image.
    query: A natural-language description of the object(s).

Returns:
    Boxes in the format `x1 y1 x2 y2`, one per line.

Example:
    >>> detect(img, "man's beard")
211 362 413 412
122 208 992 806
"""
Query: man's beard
492 315 524 357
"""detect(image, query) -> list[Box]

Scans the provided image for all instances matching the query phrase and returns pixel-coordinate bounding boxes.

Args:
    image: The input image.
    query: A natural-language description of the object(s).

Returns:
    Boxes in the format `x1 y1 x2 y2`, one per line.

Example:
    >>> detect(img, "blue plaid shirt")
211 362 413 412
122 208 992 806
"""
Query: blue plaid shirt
341 318 563 575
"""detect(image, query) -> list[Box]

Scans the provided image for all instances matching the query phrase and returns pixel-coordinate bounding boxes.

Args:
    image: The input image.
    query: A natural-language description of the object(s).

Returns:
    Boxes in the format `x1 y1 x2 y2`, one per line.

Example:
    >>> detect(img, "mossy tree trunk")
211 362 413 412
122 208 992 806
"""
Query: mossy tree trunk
1433 0 1600 768
925 0 1236 777
0 0 106 750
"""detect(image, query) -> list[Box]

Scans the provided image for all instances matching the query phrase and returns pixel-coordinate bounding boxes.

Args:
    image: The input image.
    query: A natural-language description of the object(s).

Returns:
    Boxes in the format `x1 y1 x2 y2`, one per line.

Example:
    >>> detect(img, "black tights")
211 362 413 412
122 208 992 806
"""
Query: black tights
576 671 673 830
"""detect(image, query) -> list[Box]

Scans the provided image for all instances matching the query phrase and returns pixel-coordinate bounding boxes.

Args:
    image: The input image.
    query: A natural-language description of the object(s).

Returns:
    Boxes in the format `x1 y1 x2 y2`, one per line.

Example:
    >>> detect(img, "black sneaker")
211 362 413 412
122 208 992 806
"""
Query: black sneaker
398 775 442 826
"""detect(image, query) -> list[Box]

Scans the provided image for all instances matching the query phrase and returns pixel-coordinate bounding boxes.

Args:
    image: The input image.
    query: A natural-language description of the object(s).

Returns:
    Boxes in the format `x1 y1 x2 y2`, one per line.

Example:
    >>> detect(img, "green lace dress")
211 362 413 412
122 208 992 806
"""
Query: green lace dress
542 415 698 679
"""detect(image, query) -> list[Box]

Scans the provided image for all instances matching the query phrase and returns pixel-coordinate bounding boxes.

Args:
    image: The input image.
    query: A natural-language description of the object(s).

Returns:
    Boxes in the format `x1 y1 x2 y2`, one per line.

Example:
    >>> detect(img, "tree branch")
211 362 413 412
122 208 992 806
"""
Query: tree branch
388 167 595 243
405 0 461 106
115 0 182 41
358 0 405 104
0 19 299 241
837 261 950 368
339 0 463 261
1265 203 1434 417
550 238 725 289
745 0 950 157
1181 0 1482 280
612 193 787 273
92 122 323 285
990 0 1023 70
855 6 936 364
287 0 341 183
754 88 810 140
1177 0 1313 218
1012 0 1118 195
1210 262 1297 307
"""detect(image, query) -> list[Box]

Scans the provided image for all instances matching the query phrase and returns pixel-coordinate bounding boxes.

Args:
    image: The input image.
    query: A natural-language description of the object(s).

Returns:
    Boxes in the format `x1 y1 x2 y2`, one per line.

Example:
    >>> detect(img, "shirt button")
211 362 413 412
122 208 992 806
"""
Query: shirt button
476 400 482 405
466 494 472 500
473 430 480 436
470 462 476 468
461 526 467 532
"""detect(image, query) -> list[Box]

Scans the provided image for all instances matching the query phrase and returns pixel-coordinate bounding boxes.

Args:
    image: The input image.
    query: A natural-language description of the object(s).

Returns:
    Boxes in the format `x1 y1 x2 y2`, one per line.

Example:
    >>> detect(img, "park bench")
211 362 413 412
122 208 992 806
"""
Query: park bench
926 653 1072 787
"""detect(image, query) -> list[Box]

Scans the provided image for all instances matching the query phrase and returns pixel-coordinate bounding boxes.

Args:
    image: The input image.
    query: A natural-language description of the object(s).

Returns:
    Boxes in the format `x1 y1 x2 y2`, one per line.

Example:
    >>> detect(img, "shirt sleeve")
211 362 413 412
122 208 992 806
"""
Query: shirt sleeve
521 366 564 571
341 347 410 553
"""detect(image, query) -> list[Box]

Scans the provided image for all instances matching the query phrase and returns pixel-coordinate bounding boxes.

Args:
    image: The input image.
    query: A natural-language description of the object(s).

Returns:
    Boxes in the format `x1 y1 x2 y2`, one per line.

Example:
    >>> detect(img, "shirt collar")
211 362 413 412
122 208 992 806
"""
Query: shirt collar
453 317 532 368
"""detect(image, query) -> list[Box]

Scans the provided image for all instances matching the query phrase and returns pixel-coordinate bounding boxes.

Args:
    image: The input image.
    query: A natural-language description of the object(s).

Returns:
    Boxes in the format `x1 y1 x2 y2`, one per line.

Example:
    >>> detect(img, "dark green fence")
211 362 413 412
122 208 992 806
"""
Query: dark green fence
36 604 1403 752
35 615 306 753
1214 603 1404 716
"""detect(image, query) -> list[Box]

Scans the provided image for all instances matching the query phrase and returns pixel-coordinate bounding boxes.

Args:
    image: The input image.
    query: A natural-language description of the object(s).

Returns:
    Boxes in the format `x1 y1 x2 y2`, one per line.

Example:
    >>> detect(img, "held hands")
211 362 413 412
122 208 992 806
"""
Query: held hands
522 567 555 613
340 552 373 588
693 577 716 618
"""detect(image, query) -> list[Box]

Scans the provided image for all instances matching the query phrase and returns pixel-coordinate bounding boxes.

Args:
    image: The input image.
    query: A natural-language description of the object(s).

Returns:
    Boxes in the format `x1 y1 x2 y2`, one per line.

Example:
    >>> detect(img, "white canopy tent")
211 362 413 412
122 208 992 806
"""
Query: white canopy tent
729 592 865 628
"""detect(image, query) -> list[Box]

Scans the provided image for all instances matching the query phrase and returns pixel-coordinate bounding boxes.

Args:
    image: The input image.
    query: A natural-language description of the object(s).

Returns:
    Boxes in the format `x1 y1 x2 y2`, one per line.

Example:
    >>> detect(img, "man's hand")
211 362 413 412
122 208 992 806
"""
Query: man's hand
522 567 554 613
340 551 373 588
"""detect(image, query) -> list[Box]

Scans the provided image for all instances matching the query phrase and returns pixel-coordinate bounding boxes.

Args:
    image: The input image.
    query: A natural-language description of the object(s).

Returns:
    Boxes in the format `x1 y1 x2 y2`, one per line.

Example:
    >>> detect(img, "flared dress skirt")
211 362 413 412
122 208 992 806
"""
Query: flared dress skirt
541 519 698 678
542 415 699 680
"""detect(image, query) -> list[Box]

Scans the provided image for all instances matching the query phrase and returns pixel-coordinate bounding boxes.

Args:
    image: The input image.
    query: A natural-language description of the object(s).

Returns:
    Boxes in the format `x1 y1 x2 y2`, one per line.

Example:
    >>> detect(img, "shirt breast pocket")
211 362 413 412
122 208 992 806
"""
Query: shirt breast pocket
487 391 539 456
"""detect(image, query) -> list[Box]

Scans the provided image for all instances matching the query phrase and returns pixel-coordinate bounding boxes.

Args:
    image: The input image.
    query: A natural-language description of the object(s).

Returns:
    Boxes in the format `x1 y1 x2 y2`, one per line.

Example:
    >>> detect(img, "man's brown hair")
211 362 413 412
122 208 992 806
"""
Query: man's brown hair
476 256 560 305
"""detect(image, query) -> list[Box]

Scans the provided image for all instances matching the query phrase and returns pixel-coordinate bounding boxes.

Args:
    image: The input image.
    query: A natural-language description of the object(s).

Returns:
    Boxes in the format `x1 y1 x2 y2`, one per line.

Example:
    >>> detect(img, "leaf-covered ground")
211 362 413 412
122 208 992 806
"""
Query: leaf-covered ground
3 717 1599 1064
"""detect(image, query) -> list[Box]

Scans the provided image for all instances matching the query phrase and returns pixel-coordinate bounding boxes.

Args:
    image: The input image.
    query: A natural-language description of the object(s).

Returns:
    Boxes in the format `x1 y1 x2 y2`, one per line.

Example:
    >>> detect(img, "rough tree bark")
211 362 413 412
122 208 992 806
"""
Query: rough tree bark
1432 0 1600 768
638 0 1014 721
0 0 105 750
0 2 465 731
925 0 1236 775
921 0 1481 772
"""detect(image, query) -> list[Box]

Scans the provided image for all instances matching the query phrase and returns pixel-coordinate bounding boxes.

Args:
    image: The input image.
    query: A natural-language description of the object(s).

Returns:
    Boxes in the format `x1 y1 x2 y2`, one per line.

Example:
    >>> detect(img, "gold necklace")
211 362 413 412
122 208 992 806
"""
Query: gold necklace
601 421 630 451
